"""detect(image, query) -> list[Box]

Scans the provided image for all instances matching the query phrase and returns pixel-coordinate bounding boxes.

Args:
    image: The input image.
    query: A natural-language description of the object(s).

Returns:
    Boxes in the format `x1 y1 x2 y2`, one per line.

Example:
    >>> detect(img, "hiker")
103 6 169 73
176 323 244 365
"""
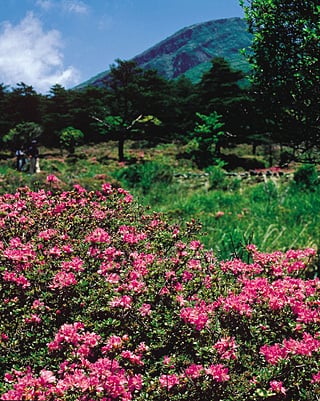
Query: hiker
28 140 40 174
15 146 26 171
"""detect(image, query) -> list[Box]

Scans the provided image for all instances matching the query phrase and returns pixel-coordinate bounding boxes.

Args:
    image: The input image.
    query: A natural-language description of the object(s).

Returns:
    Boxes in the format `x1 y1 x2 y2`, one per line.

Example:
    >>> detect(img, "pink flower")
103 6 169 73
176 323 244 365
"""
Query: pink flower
85 227 110 243
109 295 132 309
39 369 56 384
215 211 225 219
121 350 144 365
102 182 113 194
38 229 58 240
185 364 203 379
50 271 77 289
25 314 42 324
260 343 287 365
61 257 84 272
73 183 86 193
102 335 123 353
189 240 202 250
139 303 152 316
205 364 230 382
180 304 209 330
48 246 62 257
269 380 287 395
311 371 320 383
163 356 173 366
159 374 180 390
2 270 30 288
213 336 238 360
46 174 59 183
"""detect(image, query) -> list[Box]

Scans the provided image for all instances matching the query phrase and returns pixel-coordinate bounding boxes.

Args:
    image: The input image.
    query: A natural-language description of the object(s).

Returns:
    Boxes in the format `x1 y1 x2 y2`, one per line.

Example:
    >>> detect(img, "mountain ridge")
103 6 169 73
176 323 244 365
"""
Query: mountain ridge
76 17 252 88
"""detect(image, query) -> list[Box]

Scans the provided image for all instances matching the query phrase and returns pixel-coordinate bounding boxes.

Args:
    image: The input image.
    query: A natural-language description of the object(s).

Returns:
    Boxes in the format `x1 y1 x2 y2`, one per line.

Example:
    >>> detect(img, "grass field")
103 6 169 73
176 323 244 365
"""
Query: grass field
0 141 319 261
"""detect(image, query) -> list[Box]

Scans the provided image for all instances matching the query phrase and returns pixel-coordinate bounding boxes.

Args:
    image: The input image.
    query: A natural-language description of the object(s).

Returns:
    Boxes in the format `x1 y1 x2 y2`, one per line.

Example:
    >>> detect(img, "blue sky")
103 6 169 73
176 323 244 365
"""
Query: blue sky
0 0 244 93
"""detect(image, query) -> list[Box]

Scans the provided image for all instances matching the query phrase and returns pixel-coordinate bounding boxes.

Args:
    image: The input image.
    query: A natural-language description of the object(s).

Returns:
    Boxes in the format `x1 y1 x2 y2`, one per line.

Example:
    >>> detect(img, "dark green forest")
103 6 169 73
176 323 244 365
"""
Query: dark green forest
0 55 318 167
0 58 252 159
1 0 320 167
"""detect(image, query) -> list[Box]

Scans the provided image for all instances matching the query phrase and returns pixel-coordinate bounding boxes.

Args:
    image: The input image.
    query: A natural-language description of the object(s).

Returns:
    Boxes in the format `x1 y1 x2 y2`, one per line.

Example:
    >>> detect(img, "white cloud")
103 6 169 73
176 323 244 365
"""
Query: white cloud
61 0 89 15
35 0 89 15
0 12 80 93
35 0 54 11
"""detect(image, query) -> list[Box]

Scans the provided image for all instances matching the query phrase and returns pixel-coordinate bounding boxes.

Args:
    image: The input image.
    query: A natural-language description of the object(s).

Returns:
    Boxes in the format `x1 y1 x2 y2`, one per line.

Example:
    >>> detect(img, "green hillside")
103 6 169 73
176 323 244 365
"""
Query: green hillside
76 17 252 88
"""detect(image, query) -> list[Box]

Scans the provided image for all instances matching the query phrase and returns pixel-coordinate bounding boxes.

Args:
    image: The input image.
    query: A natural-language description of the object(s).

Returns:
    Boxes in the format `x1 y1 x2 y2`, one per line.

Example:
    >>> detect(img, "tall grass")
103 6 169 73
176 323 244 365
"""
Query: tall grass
130 180 320 260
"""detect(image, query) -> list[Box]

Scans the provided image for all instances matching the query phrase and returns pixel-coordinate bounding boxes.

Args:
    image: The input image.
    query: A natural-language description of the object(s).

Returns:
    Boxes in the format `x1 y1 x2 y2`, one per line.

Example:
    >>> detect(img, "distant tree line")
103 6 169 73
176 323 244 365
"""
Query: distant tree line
1 0 319 167
0 57 253 156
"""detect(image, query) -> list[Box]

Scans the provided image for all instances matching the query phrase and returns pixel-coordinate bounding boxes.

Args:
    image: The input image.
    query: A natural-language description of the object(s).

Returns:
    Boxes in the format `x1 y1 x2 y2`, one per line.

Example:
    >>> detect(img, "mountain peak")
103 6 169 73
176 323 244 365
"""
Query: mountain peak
76 17 251 89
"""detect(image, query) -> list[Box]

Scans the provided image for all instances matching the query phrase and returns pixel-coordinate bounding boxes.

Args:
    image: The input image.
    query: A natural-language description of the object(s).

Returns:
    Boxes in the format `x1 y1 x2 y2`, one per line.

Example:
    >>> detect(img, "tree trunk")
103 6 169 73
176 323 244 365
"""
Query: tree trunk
118 131 125 162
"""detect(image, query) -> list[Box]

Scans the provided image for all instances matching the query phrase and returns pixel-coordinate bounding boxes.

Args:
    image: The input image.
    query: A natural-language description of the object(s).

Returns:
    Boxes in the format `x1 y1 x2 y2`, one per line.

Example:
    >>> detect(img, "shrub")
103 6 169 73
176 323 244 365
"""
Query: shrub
293 164 319 191
59 126 84 155
114 161 173 193
205 165 227 189
0 182 319 400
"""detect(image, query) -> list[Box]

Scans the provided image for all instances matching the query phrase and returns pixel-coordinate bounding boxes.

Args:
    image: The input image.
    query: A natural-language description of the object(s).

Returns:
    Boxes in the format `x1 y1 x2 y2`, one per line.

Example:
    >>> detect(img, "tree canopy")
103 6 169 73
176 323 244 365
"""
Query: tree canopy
240 0 320 152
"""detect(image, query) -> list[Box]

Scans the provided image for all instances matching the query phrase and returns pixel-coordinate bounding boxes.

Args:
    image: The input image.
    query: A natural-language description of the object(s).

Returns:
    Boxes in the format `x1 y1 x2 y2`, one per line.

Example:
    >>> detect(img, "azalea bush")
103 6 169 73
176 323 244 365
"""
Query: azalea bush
0 179 319 400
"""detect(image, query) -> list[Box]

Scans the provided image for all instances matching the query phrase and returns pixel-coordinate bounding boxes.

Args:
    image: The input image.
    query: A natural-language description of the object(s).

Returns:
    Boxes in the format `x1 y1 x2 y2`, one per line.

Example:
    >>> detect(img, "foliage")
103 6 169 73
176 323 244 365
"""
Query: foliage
0 183 319 400
205 164 231 190
240 0 320 151
293 164 319 191
94 113 161 162
58 126 84 154
2 122 43 149
196 57 246 112
186 111 225 167
114 161 173 194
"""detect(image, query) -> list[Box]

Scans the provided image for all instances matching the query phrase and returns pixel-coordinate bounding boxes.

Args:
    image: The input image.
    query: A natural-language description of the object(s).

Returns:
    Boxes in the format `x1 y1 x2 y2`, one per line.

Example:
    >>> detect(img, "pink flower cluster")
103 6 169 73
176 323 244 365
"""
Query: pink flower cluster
2 270 30 288
0 184 319 400
50 271 77 289
260 332 320 364
213 336 238 360
85 227 111 244
180 302 210 330
0 324 145 400
118 225 147 244
159 362 230 390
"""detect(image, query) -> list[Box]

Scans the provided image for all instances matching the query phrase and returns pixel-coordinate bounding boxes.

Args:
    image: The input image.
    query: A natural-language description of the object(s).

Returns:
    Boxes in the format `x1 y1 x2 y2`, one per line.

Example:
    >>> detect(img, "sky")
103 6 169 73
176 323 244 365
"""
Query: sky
0 0 245 94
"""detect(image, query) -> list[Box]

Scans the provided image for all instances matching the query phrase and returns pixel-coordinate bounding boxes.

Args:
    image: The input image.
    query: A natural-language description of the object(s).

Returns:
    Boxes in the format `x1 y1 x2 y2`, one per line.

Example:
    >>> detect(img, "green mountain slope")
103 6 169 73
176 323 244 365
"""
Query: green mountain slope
76 17 252 88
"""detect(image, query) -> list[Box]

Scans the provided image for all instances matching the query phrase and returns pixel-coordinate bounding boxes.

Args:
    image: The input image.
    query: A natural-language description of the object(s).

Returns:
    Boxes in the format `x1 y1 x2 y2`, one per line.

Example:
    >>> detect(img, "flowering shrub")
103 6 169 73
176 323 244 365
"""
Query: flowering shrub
0 180 319 400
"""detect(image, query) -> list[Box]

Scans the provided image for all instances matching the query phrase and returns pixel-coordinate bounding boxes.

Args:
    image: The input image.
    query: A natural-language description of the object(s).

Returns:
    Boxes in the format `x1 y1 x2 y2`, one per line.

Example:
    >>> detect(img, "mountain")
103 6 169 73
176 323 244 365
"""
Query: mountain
76 17 252 89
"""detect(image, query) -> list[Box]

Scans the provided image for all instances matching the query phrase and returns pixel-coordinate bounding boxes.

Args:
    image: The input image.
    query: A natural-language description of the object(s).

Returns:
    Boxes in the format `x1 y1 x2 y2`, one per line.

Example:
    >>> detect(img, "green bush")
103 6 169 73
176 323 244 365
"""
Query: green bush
59 127 84 155
205 165 227 189
114 161 173 193
293 164 319 191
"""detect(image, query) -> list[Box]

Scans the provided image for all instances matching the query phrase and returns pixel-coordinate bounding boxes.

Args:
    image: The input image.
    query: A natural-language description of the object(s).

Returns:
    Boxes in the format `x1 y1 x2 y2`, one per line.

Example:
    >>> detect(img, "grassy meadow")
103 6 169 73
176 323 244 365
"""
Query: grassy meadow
0 140 319 261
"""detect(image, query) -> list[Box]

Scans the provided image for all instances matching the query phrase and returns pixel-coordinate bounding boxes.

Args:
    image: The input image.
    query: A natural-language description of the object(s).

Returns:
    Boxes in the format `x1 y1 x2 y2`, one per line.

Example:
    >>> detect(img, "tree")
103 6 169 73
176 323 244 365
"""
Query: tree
106 59 144 122
71 86 110 143
186 111 225 167
0 84 12 139
240 0 320 153
92 114 161 161
170 76 198 139
197 57 245 112
93 60 166 160
43 84 76 146
6 83 44 128
2 122 43 151
196 57 250 143
58 127 84 155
